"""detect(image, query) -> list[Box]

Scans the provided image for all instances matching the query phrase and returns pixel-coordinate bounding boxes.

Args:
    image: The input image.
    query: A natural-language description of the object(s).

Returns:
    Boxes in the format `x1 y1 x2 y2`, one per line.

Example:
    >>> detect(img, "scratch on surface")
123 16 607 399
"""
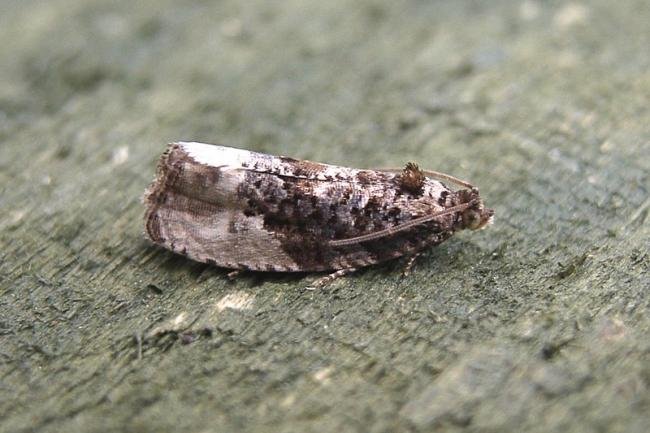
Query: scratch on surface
280 393 296 407
214 291 255 312
519 1 540 21
173 312 188 326
597 317 627 343
554 3 589 29
3 209 26 229
313 366 334 385
147 311 196 338
112 146 129 165
627 197 649 226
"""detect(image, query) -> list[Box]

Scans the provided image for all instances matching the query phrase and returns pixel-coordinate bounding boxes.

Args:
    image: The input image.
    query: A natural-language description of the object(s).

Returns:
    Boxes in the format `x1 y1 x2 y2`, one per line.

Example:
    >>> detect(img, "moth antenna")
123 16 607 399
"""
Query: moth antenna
374 167 474 190
329 201 476 247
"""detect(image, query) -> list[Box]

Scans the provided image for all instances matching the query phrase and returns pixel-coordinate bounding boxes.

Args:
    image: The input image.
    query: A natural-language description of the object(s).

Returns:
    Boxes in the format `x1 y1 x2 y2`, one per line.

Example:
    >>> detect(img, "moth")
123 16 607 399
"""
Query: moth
144 142 493 285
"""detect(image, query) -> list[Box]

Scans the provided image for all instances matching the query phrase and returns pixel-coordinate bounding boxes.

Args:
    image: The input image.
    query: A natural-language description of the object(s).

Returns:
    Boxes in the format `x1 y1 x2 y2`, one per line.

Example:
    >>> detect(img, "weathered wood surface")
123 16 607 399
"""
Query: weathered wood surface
1 1 648 432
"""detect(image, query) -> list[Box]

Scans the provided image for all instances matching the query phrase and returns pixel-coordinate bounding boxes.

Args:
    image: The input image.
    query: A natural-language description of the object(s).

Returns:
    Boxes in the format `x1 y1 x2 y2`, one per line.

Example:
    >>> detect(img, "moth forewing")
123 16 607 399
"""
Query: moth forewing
144 142 493 275
327 200 478 247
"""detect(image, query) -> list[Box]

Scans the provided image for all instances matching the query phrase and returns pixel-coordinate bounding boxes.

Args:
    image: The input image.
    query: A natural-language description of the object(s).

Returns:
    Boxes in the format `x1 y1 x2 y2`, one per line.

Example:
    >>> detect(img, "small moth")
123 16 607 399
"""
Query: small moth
144 142 493 284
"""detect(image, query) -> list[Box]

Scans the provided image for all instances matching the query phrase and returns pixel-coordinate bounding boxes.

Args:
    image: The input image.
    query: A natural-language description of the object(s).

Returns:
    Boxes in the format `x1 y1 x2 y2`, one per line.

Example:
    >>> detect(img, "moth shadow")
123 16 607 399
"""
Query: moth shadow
138 238 483 290
138 241 309 285
241 259 407 288
137 241 217 277
234 270 311 288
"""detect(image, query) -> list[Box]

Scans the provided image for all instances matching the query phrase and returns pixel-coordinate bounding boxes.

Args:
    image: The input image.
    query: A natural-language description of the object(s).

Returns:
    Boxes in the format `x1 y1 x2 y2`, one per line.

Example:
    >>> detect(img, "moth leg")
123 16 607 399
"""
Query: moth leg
402 252 422 277
227 269 243 280
307 268 357 289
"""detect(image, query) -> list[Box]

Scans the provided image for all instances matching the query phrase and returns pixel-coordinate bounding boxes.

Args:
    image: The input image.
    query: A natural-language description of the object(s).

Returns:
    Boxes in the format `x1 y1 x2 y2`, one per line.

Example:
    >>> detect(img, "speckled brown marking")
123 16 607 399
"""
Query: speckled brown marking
279 156 325 177
355 170 375 186
227 219 240 234
438 190 449 206
143 142 493 274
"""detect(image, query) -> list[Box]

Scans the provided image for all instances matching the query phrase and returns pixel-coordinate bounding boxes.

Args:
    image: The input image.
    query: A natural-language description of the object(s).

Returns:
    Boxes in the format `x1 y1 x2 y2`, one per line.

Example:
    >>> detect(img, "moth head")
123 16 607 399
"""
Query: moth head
458 188 494 230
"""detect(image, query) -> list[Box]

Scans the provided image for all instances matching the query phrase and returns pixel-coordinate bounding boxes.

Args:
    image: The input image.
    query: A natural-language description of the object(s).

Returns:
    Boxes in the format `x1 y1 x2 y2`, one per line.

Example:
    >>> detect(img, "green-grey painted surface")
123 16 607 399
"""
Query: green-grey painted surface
1 1 648 432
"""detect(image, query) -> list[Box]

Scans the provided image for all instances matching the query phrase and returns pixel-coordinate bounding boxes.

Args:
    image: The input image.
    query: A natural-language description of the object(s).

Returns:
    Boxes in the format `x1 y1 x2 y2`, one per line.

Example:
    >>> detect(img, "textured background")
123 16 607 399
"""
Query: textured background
1 1 648 432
